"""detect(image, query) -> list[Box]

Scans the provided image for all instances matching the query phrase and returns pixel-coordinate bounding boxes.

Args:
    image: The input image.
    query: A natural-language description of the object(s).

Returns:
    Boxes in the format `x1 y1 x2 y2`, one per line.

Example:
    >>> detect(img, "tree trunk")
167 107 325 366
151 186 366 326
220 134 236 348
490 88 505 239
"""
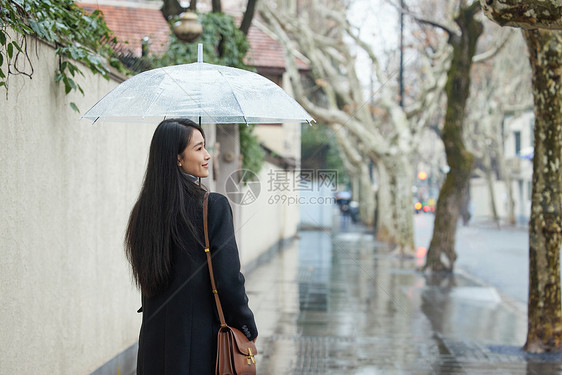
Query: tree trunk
385 156 416 255
239 0 258 35
484 154 501 227
161 0 186 20
376 164 395 244
424 3 482 272
481 0 562 30
374 156 415 255
359 163 375 227
212 0 222 13
498 150 517 225
522 28 562 353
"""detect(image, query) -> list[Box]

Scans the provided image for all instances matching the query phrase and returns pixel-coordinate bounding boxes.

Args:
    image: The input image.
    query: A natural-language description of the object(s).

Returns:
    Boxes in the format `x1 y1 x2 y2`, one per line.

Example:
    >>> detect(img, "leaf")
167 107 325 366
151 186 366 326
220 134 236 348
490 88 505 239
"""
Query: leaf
7 42 13 58
12 41 23 53
70 102 79 113
67 77 76 90
62 76 73 94
0 31 5 46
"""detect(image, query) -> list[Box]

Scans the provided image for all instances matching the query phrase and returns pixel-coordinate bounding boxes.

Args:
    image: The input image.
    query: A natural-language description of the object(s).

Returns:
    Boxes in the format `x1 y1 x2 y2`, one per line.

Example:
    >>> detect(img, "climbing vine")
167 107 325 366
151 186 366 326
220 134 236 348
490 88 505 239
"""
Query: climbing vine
0 0 124 111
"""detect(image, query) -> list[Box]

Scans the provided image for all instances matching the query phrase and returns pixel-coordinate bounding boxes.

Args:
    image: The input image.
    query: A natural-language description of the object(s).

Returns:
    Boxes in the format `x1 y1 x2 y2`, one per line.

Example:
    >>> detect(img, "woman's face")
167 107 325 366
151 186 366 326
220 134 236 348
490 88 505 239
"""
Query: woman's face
177 129 211 178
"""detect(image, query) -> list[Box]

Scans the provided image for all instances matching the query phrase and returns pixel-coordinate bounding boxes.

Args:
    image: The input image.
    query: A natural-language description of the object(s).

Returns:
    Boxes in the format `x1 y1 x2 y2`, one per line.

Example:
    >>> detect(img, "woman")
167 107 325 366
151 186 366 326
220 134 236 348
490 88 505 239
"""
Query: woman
125 118 258 374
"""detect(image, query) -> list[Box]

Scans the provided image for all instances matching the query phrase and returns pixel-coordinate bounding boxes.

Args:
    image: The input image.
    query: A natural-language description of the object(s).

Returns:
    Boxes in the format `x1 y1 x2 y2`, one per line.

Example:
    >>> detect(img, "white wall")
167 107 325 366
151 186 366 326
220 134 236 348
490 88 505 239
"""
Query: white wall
0 36 152 374
299 180 337 229
238 163 300 268
470 177 508 220
0 32 303 375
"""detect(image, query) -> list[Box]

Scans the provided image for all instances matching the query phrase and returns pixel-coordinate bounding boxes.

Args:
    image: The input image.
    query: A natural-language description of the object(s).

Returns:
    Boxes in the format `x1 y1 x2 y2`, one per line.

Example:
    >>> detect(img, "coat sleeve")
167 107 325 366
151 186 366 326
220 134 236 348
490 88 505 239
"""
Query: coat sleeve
208 193 258 341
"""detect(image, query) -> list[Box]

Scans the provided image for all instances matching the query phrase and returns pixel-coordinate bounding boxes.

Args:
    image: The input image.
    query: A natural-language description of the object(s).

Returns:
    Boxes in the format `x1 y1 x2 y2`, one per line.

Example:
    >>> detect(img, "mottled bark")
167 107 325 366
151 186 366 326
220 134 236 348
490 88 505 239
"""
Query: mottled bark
386 157 415 255
376 164 394 243
374 158 415 255
359 163 376 227
523 28 562 353
481 0 562 30
424 3 482 272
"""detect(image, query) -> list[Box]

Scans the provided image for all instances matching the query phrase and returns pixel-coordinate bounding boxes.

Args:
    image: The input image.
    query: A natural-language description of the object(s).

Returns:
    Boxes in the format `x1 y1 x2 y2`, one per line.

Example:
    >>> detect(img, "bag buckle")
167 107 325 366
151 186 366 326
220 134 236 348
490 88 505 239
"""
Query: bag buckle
246 348 256 365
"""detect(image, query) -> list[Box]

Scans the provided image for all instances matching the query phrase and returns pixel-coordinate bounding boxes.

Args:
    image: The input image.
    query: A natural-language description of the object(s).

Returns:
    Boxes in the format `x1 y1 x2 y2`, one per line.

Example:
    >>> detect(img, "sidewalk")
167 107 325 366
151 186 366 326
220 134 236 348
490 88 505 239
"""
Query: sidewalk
245 221 562 374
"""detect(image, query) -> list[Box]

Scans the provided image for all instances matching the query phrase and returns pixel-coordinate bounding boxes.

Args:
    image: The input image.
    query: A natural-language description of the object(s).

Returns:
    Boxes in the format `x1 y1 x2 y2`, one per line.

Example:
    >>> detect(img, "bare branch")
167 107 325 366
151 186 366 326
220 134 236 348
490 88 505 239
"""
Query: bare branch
473 31 512 63
383 0 456 37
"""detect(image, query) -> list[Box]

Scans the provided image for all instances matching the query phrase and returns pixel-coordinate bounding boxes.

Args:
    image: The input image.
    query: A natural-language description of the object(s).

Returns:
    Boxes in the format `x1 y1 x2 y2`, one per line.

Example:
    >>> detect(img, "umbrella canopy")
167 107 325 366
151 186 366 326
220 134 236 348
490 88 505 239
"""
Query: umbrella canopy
81 61 314 125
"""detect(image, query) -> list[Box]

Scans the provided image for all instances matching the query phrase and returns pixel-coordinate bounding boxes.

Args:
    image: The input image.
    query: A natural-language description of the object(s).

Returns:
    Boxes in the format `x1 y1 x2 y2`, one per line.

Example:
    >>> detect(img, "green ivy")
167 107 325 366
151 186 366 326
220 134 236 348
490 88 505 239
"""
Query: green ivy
0 0 124 111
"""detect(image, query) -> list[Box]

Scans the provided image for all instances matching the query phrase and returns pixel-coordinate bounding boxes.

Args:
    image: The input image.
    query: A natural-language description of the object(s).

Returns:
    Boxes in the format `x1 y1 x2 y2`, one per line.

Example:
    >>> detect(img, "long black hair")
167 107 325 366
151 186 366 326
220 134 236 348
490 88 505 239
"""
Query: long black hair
125 118 207 297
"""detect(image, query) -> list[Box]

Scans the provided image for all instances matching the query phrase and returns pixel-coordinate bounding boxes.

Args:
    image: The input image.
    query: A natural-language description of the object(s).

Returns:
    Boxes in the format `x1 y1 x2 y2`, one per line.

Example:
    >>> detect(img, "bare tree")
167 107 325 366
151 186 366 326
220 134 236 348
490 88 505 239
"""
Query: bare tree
419 1 483 272
259 0 450 255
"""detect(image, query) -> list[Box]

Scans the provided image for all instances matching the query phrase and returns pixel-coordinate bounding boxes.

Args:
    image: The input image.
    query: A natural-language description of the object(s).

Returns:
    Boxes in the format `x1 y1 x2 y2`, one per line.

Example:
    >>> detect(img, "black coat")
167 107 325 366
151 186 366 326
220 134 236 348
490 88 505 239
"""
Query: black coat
136 193 258 375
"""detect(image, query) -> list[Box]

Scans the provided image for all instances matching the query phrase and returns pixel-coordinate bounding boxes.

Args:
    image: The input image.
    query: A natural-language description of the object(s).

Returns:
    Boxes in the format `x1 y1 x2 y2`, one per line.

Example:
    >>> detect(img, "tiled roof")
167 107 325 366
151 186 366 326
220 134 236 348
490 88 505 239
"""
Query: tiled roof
78 3 308 72
245 21 309 72
79 3 170 56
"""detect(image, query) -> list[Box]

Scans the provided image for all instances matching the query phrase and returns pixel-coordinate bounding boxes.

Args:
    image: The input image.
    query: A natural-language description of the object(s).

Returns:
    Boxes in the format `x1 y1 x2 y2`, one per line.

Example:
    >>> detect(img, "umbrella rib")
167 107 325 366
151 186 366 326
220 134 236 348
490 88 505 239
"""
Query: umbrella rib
218 70 247 124
160 64 218 123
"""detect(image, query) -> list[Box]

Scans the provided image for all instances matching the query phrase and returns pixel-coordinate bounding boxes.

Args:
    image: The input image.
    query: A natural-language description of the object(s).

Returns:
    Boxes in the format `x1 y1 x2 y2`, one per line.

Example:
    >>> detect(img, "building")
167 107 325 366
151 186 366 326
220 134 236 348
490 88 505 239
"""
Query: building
470 111 534 224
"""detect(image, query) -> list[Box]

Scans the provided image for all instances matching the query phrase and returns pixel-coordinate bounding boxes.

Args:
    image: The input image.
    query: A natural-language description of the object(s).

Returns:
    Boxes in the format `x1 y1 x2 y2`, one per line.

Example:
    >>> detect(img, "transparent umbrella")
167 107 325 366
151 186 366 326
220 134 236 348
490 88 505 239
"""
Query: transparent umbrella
81 45 314 125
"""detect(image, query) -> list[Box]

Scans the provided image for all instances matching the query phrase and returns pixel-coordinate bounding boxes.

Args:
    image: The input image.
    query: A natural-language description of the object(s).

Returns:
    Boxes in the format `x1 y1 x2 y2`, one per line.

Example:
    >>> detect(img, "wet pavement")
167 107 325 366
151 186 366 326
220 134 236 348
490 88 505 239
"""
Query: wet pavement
245 219 562 374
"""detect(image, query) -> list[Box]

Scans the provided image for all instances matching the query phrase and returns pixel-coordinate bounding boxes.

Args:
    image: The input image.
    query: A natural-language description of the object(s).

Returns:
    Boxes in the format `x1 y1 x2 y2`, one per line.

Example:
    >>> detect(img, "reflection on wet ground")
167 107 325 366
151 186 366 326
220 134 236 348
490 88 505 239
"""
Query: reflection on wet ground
245 225 562 374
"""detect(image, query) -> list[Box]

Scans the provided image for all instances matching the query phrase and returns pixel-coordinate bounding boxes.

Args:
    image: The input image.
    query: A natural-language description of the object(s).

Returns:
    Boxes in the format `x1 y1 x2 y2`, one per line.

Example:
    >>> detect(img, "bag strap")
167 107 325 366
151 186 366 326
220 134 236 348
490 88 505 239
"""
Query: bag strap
203 192 227 327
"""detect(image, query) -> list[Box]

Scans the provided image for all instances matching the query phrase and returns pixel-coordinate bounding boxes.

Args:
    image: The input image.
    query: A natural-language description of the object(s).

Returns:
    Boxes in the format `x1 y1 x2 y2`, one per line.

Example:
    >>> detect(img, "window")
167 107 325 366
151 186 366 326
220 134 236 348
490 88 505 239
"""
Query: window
514 131 521 155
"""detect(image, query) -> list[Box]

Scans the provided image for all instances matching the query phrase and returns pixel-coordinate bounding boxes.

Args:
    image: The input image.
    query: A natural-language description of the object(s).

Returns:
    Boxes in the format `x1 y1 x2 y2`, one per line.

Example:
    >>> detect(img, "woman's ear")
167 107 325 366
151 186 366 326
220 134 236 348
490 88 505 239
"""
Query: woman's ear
177 155 182 167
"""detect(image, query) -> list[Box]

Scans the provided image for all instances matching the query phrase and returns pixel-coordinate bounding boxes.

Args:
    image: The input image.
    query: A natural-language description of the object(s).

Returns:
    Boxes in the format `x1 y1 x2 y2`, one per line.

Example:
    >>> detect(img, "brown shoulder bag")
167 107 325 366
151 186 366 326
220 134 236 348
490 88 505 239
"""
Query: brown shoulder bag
203 193 258 375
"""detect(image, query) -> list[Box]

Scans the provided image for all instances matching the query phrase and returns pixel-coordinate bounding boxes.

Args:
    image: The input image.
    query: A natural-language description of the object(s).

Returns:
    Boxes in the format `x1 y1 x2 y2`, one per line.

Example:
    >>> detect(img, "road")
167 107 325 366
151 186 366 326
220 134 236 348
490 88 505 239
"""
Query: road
415 214 529 313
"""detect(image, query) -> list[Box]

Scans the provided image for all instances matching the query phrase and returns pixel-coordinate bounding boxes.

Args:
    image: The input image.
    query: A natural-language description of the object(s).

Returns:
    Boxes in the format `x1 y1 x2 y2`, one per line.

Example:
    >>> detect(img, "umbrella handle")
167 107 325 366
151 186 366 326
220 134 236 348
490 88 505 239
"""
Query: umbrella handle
198 43 203 63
